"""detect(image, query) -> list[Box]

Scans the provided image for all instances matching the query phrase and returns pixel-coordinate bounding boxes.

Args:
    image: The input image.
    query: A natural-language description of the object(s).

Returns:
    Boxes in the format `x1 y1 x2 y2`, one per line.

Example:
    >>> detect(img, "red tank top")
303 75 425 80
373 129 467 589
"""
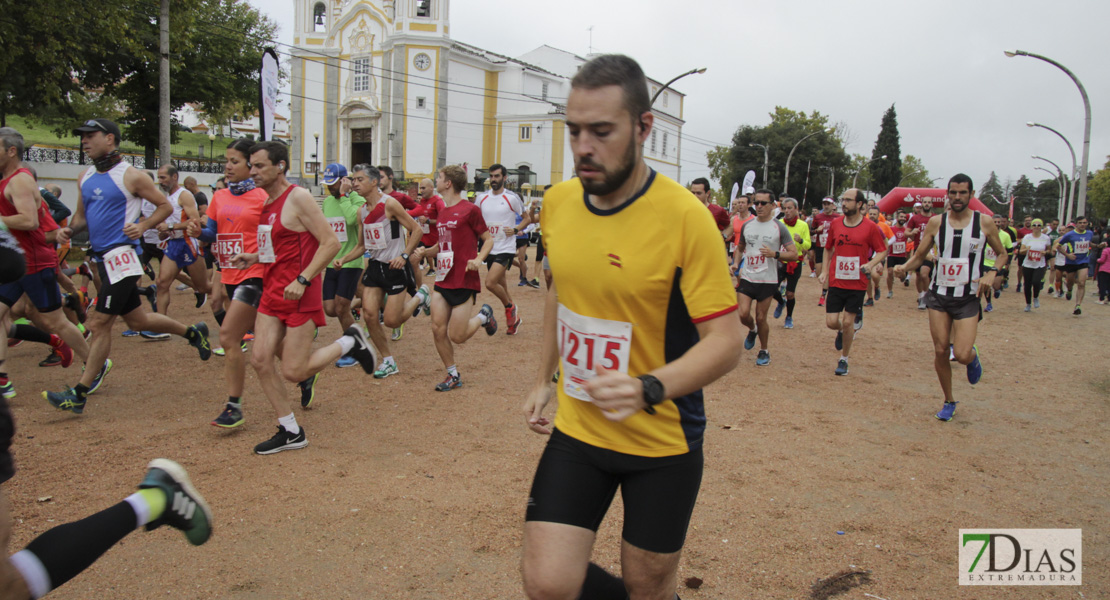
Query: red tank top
260 185 323 314
0 168 57 274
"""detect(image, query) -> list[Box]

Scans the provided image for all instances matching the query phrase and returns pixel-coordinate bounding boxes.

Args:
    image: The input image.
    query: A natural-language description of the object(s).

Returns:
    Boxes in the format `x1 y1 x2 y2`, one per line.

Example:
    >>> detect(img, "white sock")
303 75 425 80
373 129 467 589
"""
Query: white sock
384 356 396 367
336 335 356 355
10 550 51 599
447 364 459 377
124 492 153 528
278 412 300 435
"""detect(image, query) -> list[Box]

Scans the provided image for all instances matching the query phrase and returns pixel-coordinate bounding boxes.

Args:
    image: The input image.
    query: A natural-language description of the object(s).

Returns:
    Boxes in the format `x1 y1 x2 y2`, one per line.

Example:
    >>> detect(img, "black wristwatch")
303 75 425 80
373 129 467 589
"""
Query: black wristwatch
638 374 665 415
401 253 409 261
296 275 311 286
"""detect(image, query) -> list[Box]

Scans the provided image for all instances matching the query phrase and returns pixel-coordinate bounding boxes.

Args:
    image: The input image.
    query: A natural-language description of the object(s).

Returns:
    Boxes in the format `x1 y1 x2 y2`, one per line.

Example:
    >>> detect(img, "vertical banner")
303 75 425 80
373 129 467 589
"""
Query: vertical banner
729 182 739 212
1009 195 1015 220
742 170 756 195
259 48 280 142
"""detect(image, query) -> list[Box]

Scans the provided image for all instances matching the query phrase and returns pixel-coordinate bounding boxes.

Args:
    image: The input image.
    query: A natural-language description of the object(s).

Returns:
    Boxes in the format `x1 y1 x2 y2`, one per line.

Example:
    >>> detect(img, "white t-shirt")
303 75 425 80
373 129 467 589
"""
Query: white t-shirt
739 218 791 285
476 189 524 255
1021 234 1050 269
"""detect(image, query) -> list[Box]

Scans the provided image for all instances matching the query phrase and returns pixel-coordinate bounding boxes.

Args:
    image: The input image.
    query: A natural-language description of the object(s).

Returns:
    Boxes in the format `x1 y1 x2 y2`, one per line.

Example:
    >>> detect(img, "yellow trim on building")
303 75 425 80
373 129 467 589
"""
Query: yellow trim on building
482 71 498 167
305 37 325 46
409 22 437 32
496 122 503 164
396 21 402 31
550 120 565 183
645 157 680 168
518 123 533 143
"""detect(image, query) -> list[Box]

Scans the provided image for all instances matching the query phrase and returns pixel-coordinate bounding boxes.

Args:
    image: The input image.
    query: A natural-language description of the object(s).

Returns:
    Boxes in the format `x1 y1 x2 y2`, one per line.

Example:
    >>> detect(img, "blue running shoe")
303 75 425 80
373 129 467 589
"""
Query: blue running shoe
88 359 113 394
784 316 794 329
744 329 757 350
0 379 14 399
834 331 843 351
43 387 86 414
755 350 771 366
984 301 993 313
853 309 864 332
122 330 140 337
993 288 1001 299
834 358 849 376
335 355 357 368
966 345 982 385
773 300 785 319
140 331 170 341
936 401 957 421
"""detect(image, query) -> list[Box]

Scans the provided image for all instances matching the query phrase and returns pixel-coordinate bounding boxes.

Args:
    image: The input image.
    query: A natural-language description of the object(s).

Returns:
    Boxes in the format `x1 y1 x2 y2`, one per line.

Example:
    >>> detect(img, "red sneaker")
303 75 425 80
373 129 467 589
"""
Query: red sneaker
506 305 521 335
49 334 74 368
818 296 826 307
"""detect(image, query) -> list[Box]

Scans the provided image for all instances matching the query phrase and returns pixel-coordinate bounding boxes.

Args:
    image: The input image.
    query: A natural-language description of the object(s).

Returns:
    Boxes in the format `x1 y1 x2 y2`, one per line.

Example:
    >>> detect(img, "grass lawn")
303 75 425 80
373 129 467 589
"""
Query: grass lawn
7 115 232 158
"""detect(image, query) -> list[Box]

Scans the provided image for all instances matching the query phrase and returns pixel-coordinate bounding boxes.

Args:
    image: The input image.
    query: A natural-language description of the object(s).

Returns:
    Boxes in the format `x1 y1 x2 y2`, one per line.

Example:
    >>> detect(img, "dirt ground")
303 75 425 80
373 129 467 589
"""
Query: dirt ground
2 254 1107 599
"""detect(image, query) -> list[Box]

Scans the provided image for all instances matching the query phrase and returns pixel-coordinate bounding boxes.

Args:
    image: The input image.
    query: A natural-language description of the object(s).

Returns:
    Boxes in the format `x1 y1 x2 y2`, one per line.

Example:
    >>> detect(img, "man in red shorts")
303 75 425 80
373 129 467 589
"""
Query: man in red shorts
413 164 496 392
233 141 378 454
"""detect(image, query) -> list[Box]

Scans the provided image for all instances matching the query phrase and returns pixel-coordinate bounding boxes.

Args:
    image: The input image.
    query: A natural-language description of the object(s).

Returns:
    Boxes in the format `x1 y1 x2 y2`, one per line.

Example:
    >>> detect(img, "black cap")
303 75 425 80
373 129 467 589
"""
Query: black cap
73 118 122 143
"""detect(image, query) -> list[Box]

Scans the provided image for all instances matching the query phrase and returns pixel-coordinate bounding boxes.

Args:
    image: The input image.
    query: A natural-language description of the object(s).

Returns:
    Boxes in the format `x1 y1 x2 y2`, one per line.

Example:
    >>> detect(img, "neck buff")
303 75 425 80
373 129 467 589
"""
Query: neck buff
228 178 256 196
93 151 123 173
784 216 798 227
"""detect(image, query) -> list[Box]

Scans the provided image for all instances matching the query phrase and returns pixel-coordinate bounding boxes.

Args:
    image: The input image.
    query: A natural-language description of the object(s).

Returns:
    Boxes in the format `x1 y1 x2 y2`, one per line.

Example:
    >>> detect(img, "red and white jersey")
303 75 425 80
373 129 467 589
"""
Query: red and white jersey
476 189 524 255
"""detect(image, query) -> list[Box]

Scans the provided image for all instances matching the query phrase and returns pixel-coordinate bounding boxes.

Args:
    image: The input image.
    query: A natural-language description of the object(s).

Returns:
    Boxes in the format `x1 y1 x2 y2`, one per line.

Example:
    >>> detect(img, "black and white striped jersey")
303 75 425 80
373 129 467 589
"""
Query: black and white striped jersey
930 211 987 298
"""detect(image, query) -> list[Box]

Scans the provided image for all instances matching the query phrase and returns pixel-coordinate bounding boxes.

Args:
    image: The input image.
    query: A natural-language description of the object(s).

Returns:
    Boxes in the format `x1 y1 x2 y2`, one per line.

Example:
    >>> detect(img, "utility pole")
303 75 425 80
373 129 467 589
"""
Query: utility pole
159 0 171 168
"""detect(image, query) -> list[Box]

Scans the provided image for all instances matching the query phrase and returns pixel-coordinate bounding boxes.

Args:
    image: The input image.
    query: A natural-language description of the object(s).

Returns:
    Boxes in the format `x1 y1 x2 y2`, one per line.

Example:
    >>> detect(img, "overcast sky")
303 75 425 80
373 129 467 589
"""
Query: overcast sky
252 0 1107 194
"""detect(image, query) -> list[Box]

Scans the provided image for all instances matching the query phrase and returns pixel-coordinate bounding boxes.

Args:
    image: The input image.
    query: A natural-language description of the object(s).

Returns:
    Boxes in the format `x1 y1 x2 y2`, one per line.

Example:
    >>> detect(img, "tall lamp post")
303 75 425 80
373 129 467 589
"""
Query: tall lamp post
1005 50 1090 222
783 128 833 196
1032 155 1067 220
818 165 835 197
1027 122 1077 222
852 154 887 187
649 67 706 185
1033 166 1064 217
313 131 320 188
208 133 216 172
749 143 769 187
897 169 925 187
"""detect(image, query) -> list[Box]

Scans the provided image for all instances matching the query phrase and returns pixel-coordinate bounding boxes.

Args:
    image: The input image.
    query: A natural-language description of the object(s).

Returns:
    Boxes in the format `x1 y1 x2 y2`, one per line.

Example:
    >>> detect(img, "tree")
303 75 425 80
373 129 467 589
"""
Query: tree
1087 156 1110 221
897 155 932 188
1011 175 1039 219
713 107 849 207
1031 178 1062 220
870 104 903 197
979 171 1005 205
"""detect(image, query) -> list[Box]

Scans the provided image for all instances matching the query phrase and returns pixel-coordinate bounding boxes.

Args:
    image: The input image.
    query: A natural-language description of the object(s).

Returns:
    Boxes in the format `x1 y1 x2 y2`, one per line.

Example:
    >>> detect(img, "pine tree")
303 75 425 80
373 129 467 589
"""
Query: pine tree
871 105 902 196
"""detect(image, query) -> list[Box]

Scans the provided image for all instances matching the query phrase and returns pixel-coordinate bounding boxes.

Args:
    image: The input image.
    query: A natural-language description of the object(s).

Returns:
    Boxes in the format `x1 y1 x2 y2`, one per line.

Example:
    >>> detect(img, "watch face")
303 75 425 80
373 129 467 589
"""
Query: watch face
414 53 431 71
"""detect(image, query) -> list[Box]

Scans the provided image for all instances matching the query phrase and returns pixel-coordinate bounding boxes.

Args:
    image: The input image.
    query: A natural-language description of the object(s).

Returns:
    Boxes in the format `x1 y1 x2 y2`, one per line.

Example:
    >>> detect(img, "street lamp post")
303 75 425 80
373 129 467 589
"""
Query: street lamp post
897 169 925 187
749 143 769 187
649 67 706 185
208 133 216 173
313 131 320 188
783 129 832 197
1033 166 1064 217
852 154 887 187
818 166 834 197
1005 50 1090 223
1027 122 1077 222
1032 155 1067 220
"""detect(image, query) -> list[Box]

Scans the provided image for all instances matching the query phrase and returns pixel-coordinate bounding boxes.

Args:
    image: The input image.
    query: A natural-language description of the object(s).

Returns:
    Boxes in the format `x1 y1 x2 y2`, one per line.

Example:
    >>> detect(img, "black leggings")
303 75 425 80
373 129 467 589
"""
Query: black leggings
1023 266 1045 304
1098 271 1110 300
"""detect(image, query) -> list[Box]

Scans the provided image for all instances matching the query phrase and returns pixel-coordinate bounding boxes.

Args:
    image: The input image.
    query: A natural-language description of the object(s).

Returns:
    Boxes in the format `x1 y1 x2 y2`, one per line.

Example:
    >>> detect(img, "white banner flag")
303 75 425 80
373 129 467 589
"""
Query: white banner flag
259 48 280 141
742 170 756 195
729 182 739 211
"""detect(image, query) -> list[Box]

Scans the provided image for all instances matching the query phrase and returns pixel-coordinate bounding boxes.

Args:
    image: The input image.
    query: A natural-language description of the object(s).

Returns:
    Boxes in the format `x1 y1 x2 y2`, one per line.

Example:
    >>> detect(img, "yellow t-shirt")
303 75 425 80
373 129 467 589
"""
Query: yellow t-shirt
543 171 738 457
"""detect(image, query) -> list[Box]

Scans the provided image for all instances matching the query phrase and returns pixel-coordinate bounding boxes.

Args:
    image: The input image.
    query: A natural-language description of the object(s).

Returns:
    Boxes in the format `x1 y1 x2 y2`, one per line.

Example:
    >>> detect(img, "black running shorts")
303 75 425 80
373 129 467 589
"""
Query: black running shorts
825 286 865 315
525 428 703 555
434 285 476 307
924 290 981 321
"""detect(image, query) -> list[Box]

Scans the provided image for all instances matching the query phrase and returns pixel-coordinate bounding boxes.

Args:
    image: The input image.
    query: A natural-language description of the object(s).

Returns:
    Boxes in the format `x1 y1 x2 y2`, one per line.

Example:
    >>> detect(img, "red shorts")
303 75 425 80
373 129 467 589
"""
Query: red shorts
258 298 326 328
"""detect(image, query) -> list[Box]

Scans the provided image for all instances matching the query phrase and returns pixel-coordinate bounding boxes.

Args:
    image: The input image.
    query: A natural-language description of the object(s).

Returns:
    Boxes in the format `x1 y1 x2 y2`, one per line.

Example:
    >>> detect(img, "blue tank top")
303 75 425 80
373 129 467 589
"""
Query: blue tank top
1058 230 1094 265
80 162 143 254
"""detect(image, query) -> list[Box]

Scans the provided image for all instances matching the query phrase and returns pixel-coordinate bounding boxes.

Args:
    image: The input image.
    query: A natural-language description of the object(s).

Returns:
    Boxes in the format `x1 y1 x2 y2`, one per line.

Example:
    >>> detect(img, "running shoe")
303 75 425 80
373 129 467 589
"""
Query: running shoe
254 426 308 455
122 330 140 337
834 358 849 376
299 373 319 409
242 332 255 342
903 277 909 287
1016 283 1022 293
853 310 863 332
993 288 1001 299
518 278 528 287
0 379 14 399
212 404 244 428
64 292 87 323
39 350 63 368
966 345 982 385
949 345 957 362
335 355 357 368
43 387 84 414
342 326 379 375
88 359 113 394
435 374 462 392
144 285 158 312
373 361 399 379
5 339 21 348
1024 304 1031 312
1073 306 1082 316
351 308 361 322
49 335 74 368
1033 298 1040 309
984 301 993 313
506 305 521 335
887 291 893 299
744 329 757 350
834 331 843 351
1066 291 1072 301
212 347 226 357
140 331 171 341
528 279 541 289
176 284 190 292
195 292 207 309
809 273 816 278
818 296 826 307
138 459 213 546
773 300 785 319
918 297 927 310
935 401 957 422
755 350 771 366
187 322 212 361
480 304 498 336
784 316 794 329
392 324 404 341
863 298 874 307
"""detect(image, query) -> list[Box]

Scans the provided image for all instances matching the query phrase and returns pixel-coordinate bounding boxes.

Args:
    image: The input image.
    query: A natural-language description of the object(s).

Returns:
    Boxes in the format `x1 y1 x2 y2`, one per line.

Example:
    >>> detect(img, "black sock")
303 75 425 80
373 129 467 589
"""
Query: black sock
11 324 53 345
578 562 627 600
20 501 137 594
786 297 796 317
822 289 828 297
213 309 226 327
74 384 89 398
772 291 784 305
505 303 513 310
184 327 197 342
228 396 240 405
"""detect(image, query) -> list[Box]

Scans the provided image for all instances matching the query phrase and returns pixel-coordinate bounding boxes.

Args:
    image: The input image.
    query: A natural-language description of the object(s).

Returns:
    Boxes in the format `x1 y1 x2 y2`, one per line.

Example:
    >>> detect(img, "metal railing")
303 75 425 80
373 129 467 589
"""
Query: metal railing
24 144 223 174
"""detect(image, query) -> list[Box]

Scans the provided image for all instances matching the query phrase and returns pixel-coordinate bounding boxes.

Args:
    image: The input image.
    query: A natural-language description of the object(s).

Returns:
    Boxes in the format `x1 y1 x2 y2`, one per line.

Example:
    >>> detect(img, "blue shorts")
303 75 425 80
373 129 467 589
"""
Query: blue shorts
163 239 198 269
0 267 62 312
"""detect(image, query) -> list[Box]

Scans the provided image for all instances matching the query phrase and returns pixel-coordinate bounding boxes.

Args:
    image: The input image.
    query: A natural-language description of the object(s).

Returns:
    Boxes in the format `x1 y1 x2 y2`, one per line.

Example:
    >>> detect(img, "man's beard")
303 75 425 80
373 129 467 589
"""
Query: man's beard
843 207 858 217
577 137 637 197
490 179 503 191
950 202 968 213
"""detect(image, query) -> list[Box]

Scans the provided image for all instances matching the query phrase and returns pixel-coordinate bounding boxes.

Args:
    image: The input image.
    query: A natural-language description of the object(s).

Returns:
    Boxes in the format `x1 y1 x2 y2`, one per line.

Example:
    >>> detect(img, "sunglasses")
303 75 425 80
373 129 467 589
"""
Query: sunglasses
82 120 108 132
752 200 772 206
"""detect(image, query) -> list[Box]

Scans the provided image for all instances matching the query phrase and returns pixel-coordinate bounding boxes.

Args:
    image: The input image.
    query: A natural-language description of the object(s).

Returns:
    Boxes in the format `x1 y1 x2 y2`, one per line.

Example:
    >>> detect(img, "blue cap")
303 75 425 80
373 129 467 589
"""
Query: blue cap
322 163 348 185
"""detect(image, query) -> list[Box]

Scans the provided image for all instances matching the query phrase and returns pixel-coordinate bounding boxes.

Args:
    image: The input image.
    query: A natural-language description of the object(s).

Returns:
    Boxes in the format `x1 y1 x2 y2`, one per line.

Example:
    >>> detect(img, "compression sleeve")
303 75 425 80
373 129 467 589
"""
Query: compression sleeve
199 217 218 243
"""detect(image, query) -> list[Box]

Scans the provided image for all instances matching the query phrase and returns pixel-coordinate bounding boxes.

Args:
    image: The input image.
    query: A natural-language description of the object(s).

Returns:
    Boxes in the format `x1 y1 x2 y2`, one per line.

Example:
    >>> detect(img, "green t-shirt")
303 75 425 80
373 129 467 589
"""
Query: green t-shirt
985 229 1012 268
322 191 366 269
